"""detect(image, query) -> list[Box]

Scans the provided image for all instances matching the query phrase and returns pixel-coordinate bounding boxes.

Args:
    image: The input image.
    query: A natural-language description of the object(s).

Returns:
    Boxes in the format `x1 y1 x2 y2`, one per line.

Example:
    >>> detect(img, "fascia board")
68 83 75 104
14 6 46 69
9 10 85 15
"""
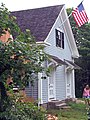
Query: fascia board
62 7 79 58
44 5 65 43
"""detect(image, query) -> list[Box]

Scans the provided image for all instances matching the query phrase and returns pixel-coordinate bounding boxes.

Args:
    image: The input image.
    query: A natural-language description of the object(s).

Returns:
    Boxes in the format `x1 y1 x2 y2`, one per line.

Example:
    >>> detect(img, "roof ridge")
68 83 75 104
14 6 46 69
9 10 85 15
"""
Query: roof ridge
12 4 64 12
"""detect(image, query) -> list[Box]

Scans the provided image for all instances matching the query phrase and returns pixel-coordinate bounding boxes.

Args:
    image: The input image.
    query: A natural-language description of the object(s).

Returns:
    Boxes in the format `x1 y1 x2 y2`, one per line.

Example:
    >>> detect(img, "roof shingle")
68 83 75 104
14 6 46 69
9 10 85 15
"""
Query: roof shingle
11 5 64 42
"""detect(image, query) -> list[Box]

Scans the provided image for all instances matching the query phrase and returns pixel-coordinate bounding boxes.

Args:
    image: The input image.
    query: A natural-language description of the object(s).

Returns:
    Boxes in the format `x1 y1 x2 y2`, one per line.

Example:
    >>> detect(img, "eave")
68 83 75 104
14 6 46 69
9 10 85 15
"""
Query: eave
36 41 51 47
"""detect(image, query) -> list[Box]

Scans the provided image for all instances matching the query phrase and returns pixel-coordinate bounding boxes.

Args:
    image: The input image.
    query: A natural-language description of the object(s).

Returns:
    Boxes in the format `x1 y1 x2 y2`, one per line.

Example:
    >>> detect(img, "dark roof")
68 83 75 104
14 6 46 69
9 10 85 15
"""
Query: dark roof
65 59 81 69
11 5 64 42
49 55 67 65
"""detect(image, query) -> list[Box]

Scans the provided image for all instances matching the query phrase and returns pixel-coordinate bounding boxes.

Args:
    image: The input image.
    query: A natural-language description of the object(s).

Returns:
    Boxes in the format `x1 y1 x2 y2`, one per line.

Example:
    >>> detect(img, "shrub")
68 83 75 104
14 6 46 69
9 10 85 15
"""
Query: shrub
0 97 46 120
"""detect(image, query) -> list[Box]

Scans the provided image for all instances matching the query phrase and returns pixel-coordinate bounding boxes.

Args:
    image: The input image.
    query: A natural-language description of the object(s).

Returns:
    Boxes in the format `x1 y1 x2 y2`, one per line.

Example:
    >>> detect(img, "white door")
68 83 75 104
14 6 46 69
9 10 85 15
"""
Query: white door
66 70 71 98
48 69 55 99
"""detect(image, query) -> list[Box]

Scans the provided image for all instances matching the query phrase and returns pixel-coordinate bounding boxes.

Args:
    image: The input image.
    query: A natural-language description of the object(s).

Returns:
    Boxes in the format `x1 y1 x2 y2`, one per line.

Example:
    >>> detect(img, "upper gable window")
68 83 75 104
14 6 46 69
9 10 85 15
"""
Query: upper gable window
55 29 64 49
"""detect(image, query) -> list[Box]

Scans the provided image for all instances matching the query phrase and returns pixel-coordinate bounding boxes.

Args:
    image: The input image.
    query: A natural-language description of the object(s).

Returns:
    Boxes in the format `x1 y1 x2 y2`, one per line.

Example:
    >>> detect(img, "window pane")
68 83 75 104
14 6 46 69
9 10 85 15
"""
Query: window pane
56 29 64 48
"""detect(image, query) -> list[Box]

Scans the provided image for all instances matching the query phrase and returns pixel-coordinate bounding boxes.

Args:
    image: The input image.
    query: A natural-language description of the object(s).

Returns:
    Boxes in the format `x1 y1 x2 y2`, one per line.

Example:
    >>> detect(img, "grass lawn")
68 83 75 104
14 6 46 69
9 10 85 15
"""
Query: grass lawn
47 101 88 120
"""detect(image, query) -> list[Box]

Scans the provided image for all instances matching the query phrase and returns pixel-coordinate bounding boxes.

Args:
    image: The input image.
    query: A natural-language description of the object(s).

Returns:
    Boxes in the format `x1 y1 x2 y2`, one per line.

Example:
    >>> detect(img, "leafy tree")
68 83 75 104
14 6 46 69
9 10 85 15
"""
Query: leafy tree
0 3 49 115
67 8 90 97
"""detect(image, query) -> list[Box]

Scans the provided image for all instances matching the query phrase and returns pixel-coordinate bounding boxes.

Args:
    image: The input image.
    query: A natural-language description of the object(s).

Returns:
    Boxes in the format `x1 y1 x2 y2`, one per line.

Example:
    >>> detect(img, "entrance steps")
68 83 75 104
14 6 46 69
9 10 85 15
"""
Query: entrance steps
47 100 71 109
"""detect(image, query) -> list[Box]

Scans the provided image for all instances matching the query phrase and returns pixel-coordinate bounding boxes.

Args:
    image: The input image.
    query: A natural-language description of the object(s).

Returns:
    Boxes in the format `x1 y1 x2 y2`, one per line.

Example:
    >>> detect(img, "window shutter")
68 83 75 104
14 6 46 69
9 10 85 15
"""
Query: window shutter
56 29 59 47
62 33 64 49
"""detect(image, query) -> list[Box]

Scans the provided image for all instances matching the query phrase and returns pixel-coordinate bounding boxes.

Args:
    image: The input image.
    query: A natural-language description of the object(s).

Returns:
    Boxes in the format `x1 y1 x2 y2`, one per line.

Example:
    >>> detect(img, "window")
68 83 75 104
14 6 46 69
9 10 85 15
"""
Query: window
56 29 64 49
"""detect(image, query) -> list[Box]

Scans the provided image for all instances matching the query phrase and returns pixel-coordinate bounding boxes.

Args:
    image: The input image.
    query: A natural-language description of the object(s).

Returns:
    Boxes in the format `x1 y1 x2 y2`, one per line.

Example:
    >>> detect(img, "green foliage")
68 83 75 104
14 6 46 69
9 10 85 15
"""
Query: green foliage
0 97 46 120
0 3 20 36
68 102 86 110
0 3 50 118
0 3 49 88
0 31 47 87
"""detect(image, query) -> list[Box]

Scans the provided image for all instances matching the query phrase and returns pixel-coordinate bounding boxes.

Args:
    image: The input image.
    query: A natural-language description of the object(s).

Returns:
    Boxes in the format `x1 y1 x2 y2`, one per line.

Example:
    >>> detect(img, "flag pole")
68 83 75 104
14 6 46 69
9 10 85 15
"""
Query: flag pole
81 0 84 3
59 12 72 28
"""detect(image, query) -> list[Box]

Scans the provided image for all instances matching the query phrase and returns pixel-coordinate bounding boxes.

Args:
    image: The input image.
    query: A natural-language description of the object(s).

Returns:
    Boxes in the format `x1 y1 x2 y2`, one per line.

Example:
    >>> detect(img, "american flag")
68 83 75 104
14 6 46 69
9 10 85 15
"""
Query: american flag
72 2 89 27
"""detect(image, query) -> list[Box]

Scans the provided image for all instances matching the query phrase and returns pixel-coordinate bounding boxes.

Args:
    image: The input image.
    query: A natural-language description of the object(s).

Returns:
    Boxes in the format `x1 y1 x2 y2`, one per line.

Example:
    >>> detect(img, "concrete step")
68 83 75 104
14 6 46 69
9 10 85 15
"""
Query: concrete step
48 100 71 109
56 103 71 109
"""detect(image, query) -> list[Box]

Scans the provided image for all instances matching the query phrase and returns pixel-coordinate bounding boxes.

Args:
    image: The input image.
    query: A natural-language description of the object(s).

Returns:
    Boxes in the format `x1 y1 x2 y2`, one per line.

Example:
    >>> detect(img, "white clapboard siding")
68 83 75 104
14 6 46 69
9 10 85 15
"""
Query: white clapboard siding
55 66 66 100
42 78 48 103
25 80 38 100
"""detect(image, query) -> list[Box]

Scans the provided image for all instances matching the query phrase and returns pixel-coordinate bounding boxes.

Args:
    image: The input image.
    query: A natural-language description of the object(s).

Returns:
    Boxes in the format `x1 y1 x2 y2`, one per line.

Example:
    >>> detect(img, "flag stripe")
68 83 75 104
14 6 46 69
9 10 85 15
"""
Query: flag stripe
81 11 89 22
80 11 87 23
73 9 87 26
72 2 89 27
77 10 85 25
73 9 83 26
72 9 83 26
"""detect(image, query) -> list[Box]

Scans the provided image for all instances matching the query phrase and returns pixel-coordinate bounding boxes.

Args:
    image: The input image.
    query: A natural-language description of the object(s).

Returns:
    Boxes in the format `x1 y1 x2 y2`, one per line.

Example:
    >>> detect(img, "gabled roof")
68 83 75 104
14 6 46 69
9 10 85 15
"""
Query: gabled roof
11 5 64 42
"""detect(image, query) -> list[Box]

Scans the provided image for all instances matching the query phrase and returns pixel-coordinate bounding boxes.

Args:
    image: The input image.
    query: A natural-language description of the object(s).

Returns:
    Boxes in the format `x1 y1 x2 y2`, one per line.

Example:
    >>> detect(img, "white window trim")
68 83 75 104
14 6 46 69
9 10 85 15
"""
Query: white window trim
56 28 64 49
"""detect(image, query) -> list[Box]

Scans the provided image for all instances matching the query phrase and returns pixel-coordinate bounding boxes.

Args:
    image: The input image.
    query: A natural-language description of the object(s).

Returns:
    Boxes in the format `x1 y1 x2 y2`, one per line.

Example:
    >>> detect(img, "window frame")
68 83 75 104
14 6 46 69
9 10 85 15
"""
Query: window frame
55 29 64 49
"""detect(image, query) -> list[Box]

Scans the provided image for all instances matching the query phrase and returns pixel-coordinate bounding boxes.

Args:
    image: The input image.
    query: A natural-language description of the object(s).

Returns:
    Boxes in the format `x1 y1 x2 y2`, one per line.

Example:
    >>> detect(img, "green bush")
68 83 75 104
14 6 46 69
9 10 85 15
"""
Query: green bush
68 101 86 110
0 98 46 120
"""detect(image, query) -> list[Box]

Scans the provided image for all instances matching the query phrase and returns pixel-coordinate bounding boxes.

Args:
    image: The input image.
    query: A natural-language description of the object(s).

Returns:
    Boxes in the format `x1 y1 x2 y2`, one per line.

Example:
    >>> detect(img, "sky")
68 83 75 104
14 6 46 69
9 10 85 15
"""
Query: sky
0 0 90 19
